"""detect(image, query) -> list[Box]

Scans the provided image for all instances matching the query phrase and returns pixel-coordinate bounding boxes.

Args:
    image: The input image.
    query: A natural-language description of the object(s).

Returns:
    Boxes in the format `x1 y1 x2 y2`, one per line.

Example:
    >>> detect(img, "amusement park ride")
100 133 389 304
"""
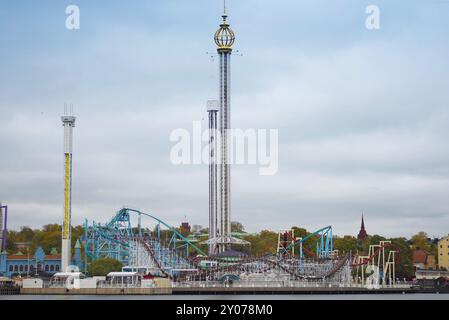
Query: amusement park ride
352 241 398 287
82 208 398 287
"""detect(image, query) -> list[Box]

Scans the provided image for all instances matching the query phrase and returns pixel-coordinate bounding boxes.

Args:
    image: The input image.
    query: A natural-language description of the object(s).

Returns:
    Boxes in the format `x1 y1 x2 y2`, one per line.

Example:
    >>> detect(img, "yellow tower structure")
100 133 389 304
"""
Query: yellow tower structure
61 114 76 271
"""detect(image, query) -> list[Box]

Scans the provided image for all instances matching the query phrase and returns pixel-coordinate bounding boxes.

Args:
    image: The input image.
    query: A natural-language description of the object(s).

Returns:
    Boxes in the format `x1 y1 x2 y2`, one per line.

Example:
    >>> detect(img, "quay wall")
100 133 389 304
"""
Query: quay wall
172 286 416 295
20 287 172 295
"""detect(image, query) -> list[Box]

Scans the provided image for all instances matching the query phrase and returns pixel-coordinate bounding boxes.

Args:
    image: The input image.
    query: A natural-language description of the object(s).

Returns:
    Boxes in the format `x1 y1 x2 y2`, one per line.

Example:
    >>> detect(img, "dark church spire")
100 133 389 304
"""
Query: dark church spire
357 213 368 241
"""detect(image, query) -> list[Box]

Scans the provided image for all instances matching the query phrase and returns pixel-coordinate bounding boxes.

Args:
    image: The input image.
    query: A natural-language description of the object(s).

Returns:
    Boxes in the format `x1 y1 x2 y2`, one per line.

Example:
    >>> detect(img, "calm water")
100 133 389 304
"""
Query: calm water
1 294 449 300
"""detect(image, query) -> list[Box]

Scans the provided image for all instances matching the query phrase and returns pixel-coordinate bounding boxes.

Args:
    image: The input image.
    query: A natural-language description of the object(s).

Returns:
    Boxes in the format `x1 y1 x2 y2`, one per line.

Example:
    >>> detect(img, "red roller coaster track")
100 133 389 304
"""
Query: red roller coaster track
138 239 171 279
350 243 400 267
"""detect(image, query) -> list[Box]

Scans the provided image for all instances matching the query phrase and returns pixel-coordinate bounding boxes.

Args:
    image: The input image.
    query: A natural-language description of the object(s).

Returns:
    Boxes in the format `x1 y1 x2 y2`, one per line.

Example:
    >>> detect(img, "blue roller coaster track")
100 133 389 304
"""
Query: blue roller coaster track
278 226 334 259
83 208 207 274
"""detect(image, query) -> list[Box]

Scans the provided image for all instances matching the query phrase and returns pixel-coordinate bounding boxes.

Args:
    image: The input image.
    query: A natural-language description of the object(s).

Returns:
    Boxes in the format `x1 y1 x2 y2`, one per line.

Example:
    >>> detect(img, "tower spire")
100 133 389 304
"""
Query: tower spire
361 213 365 230
214 1 235 50
357 213 368 241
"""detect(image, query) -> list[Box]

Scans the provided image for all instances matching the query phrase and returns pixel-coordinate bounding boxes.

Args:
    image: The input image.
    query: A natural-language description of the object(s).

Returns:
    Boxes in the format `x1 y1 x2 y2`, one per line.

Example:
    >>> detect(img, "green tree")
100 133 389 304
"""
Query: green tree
5 230 18 253
5 224 84 255
291 227 310 240
88 258 123 276
356 234 387 253
365 234 387 249
34 224 61 254
390 237 414 279
410 232 431 252
244 230 277 256
334 236 358 254
231 221 245 233
17 226 35 242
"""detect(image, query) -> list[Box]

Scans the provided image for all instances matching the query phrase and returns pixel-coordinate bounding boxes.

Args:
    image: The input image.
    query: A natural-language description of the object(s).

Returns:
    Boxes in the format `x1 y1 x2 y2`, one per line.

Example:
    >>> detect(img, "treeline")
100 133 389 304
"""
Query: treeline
6 224 84 255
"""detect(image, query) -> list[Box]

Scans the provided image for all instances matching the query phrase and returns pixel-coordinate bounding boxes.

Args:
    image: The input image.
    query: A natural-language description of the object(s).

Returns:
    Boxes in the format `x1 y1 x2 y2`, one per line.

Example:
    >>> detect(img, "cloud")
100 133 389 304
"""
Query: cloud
1 1 449 239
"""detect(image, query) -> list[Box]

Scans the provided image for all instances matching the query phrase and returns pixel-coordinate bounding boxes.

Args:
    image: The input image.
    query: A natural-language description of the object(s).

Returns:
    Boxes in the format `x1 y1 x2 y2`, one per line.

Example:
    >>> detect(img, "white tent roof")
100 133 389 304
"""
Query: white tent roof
52 272 84 278
107 272 138 277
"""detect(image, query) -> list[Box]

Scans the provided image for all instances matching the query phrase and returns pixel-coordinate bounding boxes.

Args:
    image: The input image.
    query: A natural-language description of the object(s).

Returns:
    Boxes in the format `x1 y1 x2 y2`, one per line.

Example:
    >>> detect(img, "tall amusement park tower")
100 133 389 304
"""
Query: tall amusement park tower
215 2 234 253
61 112 76 271
206 2 248 254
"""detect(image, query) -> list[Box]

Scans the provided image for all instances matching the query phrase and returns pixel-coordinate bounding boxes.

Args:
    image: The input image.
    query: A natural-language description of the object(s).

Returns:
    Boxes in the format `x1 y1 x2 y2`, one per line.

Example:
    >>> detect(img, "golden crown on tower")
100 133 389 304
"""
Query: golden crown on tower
214 13 235 49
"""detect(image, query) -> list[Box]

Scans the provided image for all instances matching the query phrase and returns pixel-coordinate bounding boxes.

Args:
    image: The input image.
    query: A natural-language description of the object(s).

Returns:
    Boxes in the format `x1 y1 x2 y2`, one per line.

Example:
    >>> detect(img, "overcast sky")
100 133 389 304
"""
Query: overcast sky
1 0 449 238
